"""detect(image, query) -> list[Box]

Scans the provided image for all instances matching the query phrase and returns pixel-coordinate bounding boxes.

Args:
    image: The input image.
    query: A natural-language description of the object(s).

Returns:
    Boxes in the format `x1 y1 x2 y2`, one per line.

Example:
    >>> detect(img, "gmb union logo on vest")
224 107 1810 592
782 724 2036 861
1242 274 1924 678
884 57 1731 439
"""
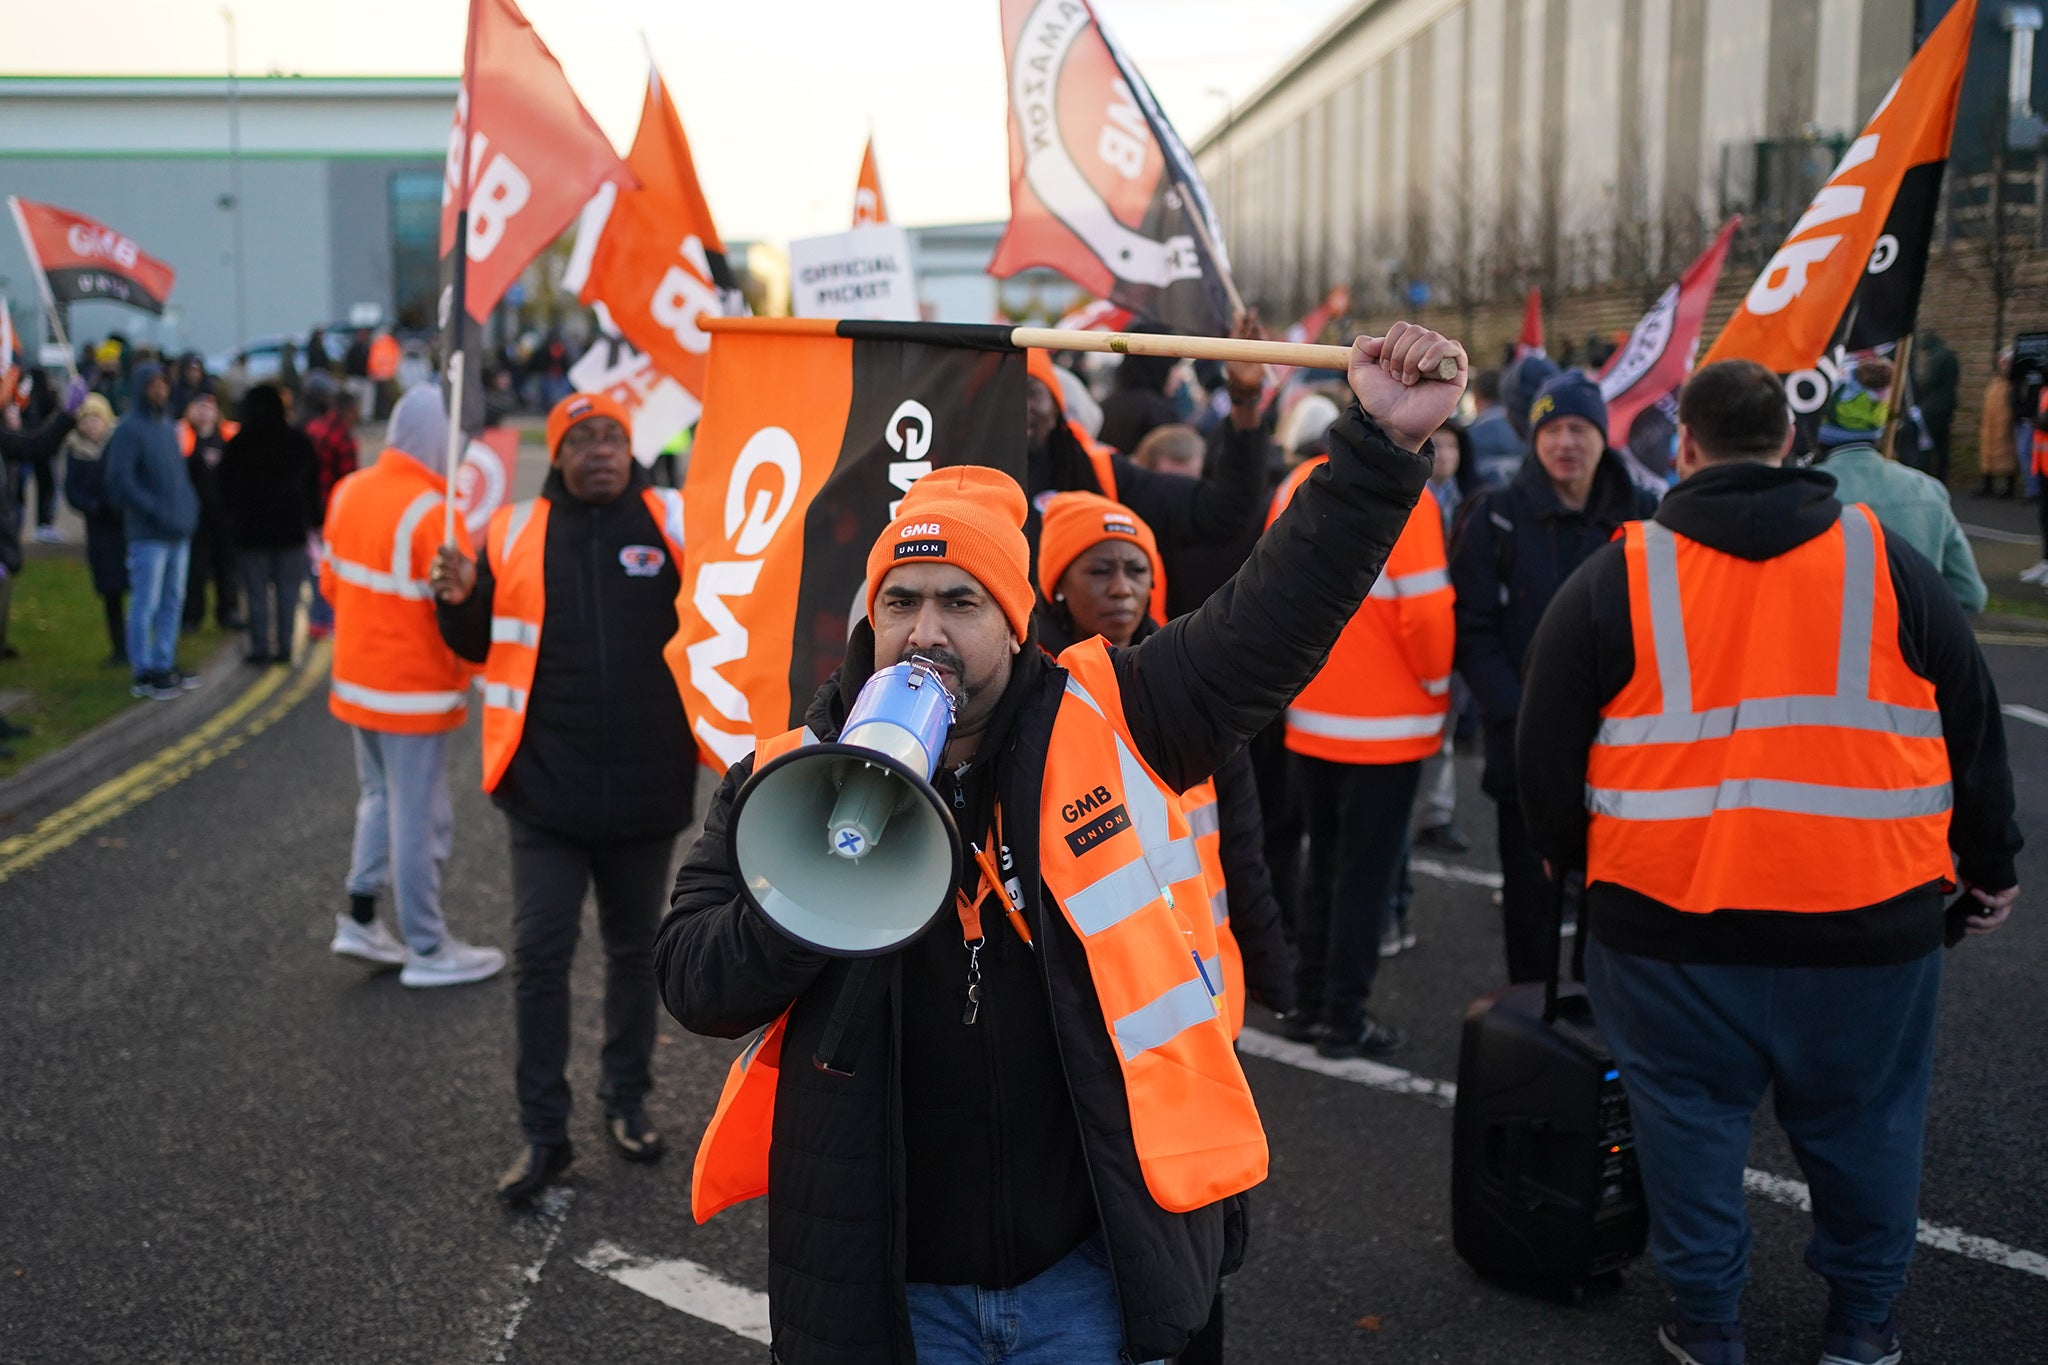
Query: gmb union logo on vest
1061 784 1130 857
894 522 947 561
619 545 666 577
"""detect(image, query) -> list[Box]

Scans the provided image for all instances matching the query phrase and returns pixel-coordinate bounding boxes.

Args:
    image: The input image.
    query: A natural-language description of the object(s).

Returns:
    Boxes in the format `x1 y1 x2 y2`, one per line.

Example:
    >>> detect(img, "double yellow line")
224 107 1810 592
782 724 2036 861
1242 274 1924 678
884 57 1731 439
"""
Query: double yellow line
0 640 332 883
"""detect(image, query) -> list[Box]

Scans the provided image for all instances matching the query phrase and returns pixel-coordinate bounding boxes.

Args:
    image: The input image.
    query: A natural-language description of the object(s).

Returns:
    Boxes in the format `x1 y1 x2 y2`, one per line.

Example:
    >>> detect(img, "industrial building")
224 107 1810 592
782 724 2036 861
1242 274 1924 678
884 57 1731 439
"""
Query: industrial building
1193 0 2043 320
0 75 455 361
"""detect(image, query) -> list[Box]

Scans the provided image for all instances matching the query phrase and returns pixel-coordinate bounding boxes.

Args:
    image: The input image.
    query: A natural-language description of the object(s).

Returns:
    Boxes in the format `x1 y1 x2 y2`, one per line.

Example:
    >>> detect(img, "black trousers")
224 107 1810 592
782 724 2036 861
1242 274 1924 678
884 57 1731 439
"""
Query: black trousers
1293 756 1420 1031
1248 720 1303 941
183 512 240 628
507 815 676 1144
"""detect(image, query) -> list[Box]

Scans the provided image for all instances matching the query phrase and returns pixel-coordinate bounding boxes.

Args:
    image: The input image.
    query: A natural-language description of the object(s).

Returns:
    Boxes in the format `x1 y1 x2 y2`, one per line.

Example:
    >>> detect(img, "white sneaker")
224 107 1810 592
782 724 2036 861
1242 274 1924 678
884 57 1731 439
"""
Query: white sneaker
330 913 405 967
400 936 506 988
2019 560 2048 585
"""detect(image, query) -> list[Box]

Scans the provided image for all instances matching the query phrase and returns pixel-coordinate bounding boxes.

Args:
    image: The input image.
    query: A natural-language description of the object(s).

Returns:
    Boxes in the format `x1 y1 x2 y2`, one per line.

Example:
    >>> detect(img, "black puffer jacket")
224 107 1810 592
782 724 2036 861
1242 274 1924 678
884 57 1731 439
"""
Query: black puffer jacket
656 402 1428 1365
437 464 694 843
217 386 320 549
1449 448 1658 799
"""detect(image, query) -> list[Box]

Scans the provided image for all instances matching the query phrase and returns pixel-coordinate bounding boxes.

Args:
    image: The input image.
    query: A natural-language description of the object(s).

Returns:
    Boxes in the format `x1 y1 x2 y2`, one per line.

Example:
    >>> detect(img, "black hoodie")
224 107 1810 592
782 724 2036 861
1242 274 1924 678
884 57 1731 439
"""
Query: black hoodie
217 385 320 549
1516 461 2022 967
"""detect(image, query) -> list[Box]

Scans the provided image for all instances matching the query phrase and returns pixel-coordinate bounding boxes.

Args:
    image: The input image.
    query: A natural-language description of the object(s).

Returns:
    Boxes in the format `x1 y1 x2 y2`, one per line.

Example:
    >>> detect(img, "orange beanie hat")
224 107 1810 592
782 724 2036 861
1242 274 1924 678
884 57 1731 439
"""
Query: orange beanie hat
1036 492 1168 625
545 390 633 460
865 465 1034 640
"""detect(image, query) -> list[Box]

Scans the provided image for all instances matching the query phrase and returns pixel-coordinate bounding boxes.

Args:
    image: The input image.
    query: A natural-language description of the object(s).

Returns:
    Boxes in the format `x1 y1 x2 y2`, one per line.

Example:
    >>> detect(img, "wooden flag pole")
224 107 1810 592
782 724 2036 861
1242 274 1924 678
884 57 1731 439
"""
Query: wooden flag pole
442 350 466 545
1006 326 1462 383
1879 333 1915 462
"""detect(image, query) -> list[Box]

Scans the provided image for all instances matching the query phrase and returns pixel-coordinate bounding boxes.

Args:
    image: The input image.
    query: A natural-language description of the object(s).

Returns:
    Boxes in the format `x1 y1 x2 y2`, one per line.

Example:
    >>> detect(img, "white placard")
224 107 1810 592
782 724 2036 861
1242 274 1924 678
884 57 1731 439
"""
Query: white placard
786 225 918 322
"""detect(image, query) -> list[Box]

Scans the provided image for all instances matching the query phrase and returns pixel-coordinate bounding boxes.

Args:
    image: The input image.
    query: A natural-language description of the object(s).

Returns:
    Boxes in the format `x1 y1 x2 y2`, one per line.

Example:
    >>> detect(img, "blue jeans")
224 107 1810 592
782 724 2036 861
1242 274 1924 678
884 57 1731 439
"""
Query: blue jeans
1584 938 1941 1324
125 538 190 680
907 1233 1160 1365
345 727 453 954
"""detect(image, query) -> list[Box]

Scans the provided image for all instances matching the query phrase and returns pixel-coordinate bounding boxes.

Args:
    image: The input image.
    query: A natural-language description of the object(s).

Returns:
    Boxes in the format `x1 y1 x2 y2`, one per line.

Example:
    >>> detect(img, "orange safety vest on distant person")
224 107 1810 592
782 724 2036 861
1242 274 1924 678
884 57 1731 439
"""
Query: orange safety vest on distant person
1269 458 1455 764
690 639 1268 1223
476 487 686 792
1585 507 1954 914
2033 390 2048 477
177 419 239 455
367 333 401 382
321 449 476 734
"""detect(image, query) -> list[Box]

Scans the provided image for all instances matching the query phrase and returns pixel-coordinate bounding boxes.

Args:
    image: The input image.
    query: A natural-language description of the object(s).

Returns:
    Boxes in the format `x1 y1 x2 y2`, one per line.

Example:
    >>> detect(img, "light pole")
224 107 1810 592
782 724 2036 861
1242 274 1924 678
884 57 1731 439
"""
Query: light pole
222 7 247 352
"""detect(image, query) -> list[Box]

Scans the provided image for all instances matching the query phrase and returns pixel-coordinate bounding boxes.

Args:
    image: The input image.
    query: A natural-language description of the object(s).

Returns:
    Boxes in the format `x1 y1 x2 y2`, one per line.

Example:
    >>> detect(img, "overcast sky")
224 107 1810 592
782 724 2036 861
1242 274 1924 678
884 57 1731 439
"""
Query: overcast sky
8 0 1356 244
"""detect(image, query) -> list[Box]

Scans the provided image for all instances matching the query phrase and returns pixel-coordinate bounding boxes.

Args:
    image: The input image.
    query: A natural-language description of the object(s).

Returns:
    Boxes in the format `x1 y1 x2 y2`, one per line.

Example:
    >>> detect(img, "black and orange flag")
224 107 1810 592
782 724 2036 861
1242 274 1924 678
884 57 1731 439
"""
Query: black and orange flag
990 0 1237 334
672 319 1029 770
1702 0 1974 401
853 137 890 226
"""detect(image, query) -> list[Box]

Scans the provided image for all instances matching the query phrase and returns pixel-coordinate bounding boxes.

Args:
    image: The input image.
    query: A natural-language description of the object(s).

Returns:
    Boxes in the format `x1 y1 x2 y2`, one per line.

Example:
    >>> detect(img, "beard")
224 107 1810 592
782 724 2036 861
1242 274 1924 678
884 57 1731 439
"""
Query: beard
898 645 977 706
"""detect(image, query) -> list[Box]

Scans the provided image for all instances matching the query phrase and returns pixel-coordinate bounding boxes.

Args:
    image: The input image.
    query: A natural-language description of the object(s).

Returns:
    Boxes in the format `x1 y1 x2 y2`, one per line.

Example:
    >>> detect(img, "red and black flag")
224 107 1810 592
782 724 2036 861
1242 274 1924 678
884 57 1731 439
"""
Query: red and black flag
8 196 176 315
990 0 1236 335
672 319 1029 770
1701 0 1974 411
1597 217 1740 443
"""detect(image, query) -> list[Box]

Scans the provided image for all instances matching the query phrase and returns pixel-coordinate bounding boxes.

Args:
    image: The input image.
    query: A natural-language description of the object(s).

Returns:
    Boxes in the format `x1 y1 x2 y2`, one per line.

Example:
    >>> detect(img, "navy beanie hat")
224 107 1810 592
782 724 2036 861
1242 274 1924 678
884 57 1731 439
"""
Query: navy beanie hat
1501 354 1560 440
1528 369 1609 444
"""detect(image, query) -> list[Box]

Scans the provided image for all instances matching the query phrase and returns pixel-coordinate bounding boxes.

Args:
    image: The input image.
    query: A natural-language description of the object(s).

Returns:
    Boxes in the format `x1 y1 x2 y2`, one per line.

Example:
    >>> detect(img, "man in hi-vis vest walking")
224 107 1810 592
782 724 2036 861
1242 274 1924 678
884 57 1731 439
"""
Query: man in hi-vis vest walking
431 392 690 1205
322 385 504 988
1518 360 2022 1365
657 324 1465 1365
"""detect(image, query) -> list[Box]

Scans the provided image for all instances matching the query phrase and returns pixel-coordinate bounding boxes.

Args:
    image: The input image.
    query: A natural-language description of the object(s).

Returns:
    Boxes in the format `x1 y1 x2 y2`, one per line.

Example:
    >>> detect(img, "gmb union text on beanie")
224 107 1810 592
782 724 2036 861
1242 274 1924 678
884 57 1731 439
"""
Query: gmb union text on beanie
1036 491 1168 626
865 465 1034 640
545 390 633 460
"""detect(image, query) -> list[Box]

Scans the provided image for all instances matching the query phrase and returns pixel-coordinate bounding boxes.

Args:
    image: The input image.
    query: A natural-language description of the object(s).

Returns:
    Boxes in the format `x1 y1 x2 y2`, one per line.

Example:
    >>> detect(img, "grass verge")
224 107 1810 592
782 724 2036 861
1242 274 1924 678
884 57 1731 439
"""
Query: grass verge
1984 592 2048 623
0 556 229 775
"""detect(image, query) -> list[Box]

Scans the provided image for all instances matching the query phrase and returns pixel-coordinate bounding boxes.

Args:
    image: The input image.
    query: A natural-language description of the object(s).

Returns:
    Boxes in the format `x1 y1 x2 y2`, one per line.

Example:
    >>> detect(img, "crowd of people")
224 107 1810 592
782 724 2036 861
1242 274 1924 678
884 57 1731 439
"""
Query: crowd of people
2 301 2029 1365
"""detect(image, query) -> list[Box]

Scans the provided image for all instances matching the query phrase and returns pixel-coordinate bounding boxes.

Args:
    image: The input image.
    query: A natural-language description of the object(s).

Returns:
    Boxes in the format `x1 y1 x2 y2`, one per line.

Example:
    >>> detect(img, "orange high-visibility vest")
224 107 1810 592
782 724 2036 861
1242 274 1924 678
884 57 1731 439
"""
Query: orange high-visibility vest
690 642 1268 1223
1269 458 1455 764
477 487 686 793
1179 777 1247 1038
177 419 239 455
2034 391 2048 477
1586 507 1954 914
367 333 401 381
321 449 476 734
1083 430 1119 501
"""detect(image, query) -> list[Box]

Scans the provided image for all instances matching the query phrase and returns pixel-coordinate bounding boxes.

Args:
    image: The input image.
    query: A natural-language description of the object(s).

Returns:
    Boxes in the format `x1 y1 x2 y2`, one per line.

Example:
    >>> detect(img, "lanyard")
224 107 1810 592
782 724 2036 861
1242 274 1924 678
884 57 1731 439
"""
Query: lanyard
953 805 1032 949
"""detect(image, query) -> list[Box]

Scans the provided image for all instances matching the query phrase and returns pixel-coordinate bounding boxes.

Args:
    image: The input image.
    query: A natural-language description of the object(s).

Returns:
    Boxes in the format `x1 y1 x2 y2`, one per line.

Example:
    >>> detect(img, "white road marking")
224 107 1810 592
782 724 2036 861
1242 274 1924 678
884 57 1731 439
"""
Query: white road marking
2001 703 2048 730
491 1188 575 1363
1241 1028 2048 1281
1409 855 1504 890
578 1241 772 1345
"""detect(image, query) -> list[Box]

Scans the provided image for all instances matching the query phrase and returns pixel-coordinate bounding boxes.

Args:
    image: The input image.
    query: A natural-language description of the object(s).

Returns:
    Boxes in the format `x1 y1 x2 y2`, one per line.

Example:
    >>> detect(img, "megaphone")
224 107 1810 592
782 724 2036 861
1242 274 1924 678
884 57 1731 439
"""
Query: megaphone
728 658 963 956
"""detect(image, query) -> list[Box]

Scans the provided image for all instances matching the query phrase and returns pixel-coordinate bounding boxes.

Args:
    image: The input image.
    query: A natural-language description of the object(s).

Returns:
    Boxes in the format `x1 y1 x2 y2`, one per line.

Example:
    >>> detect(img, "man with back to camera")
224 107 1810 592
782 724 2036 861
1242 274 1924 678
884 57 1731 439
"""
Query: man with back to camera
1516 359 2021 1365
656 324 1466 1365
430 392 693 1204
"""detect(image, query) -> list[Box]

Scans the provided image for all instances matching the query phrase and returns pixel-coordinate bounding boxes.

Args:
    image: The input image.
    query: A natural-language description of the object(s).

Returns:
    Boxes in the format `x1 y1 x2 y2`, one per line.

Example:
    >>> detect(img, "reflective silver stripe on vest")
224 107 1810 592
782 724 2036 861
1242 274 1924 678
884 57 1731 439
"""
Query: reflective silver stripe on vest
1112 975 1219 1060
1287 707 1447 741
483 681 529 714
1584 778 1952 821
1421 674 1452 697
1368 565 1452 600
490 617 541 648
1210 886 1229 926
500 499 539 561
330 678 467 715
331 489 441 599
1595 510 1938 747
1184 799 1219 838
1060 676 1205 934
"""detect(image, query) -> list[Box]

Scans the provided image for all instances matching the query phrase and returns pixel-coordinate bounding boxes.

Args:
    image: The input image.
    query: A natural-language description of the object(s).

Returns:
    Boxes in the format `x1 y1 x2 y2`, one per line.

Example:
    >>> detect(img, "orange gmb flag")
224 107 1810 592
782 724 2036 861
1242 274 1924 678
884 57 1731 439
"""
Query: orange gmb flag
673 319 1028 770
1701 0 1974 377
8 196 176 314
854 137 889 226
990 0 1235 335
565 61 743 461
439 0 632 324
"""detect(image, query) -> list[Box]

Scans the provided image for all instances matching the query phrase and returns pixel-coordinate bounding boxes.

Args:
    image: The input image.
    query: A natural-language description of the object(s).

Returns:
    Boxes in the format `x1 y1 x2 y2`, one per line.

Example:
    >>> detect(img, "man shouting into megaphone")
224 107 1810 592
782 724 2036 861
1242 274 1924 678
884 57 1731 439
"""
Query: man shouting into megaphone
656 323 1467 1365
